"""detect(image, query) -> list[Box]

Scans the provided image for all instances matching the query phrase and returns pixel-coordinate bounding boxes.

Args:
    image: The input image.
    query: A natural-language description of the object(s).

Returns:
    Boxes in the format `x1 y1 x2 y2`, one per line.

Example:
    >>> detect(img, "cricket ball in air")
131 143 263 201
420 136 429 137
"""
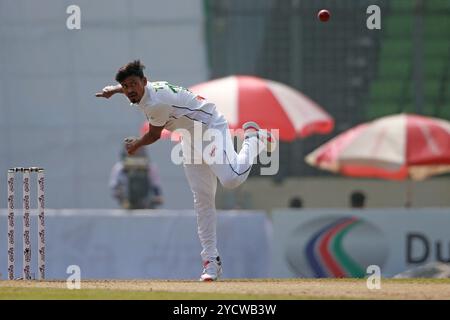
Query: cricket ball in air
318 9 330 22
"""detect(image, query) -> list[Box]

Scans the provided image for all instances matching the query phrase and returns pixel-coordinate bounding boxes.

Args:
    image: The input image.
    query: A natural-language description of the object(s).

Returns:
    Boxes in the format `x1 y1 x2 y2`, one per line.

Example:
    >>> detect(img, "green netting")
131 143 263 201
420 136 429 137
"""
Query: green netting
445 83 450 100
379 39 413 58
423 80 441 97
378 53 447 80
426 0 450 10
390 0 415 11
424 42 450 58
384 16 412 37
370 81 405 100
424 59 446 78
438 104 450 120
424 16 450 36
378 59 410 78
422 104 437 116
366 100 405 120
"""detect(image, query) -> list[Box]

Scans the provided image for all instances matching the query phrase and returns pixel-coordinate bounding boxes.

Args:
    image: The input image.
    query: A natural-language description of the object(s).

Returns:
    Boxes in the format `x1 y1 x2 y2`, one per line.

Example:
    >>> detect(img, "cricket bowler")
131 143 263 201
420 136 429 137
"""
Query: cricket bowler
96 60 274 281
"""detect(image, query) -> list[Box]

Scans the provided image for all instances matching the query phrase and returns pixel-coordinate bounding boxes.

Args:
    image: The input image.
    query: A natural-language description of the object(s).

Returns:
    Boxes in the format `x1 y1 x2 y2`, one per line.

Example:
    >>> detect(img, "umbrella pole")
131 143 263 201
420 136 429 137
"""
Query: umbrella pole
405 179 413 208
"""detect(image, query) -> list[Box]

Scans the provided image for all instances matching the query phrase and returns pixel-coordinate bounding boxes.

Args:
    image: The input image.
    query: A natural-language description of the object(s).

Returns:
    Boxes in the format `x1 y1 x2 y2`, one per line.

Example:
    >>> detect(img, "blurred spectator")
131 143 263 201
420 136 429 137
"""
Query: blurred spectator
289 196 303 208
350 190 366 209
109 146 163 209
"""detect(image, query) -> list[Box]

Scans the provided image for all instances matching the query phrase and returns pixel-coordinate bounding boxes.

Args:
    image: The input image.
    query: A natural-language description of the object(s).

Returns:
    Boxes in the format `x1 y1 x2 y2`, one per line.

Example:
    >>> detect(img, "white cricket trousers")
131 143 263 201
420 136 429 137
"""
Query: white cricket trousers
182 111 260 262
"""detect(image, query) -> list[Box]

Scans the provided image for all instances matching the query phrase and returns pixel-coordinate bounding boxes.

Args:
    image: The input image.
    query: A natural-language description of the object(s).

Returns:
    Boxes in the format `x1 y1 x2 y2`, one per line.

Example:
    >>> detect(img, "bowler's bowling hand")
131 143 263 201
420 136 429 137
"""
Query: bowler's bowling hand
124 137 140 155
95 85 121 99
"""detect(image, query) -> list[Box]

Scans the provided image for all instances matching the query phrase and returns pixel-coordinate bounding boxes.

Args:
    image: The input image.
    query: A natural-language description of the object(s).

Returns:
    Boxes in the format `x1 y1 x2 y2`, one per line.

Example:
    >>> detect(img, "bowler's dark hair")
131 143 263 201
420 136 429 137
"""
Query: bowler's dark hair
115 60 146 83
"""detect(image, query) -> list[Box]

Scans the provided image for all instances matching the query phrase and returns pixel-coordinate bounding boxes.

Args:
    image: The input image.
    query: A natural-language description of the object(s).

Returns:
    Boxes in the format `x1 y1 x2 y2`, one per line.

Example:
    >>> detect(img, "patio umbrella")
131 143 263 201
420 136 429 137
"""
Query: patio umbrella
305 114 450 206
189 75 334 141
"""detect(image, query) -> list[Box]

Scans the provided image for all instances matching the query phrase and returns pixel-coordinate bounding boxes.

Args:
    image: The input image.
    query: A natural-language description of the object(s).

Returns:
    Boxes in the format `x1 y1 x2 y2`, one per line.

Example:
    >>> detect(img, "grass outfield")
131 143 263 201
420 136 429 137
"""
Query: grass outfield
0 287 302 300
1 278 450 300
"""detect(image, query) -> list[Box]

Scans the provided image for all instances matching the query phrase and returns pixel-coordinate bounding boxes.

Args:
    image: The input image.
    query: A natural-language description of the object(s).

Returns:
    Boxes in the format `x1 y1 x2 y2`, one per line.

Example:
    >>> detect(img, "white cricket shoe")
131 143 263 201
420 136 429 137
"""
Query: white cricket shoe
243 121 277 153
199 257 223 282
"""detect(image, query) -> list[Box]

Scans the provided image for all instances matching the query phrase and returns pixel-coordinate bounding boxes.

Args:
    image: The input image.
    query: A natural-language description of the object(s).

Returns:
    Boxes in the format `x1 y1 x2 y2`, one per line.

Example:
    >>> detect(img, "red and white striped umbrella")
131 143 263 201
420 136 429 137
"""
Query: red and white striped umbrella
189 75 334 141
306 114 450 181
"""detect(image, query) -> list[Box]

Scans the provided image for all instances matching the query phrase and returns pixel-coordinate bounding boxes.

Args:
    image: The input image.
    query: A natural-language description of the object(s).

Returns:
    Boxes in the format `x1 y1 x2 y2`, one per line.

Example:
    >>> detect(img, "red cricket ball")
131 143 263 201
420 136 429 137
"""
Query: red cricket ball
318 9 330 22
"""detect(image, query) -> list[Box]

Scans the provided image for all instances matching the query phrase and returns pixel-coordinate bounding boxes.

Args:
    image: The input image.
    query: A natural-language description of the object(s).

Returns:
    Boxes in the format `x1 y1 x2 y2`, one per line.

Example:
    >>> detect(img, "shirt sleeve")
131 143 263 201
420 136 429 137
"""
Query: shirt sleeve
147 104 170 127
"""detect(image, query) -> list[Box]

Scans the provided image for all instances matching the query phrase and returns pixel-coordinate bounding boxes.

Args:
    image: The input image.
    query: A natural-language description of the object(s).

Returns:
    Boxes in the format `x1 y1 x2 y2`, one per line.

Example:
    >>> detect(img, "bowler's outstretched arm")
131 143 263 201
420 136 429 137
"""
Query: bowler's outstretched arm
95 84 124 98
125 125 165 155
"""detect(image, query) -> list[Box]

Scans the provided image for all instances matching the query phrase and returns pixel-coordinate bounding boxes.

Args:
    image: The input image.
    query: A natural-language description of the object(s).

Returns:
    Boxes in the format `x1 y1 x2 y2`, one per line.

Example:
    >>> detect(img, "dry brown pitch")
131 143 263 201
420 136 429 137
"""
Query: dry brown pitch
1 279 450 299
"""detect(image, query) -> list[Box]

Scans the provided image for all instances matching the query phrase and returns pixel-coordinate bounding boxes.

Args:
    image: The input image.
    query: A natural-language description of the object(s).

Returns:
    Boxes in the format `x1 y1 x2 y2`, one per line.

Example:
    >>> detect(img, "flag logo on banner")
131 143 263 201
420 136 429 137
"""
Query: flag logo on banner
286 216 388 278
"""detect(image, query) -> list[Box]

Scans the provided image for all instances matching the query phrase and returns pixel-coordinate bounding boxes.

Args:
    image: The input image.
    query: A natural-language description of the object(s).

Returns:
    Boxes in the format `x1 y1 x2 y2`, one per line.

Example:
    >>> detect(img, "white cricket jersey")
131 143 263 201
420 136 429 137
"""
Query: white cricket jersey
134 81 217 132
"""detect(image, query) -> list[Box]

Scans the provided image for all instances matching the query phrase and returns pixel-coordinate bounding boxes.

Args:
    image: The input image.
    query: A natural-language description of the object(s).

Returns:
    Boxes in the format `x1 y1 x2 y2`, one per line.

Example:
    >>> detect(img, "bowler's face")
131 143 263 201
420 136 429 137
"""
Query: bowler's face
120 76 147 103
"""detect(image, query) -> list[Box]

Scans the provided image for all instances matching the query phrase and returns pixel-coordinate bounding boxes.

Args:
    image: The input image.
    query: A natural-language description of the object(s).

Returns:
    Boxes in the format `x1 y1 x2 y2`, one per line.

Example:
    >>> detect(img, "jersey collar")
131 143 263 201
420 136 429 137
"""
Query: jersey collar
131 84 151 107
